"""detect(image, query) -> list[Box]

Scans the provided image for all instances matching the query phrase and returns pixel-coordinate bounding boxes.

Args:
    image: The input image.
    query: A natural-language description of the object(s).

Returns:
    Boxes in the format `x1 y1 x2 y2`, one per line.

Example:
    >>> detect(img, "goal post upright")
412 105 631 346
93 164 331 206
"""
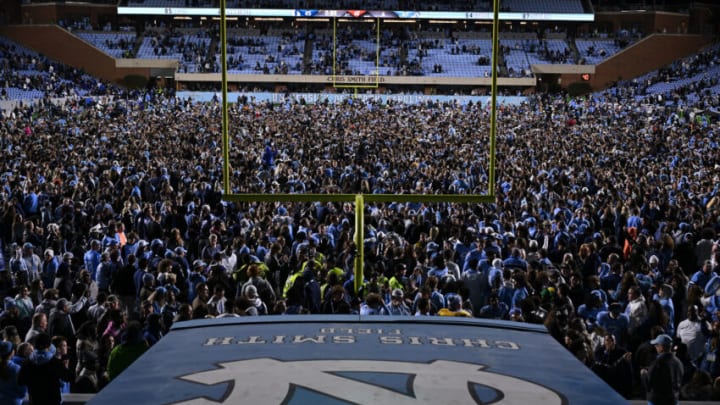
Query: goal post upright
354 194 364 296
220 0 230 195
489 0 499 197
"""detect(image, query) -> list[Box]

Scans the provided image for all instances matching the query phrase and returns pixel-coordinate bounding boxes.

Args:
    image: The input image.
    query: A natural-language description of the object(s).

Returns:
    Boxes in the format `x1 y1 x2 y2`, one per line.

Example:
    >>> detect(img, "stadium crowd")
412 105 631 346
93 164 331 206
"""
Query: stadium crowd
0 60 720 404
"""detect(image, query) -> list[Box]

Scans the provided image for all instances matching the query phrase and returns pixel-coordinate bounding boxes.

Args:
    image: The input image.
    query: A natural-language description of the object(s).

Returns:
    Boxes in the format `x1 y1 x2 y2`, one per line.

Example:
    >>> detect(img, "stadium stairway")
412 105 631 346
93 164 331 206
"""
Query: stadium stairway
302 36 313 74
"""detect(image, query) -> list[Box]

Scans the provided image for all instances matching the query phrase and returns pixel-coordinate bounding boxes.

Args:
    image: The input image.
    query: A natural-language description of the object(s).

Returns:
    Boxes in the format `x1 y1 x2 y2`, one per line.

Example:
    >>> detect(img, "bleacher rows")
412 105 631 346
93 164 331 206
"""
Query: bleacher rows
62 29 628 78
7 29 720 105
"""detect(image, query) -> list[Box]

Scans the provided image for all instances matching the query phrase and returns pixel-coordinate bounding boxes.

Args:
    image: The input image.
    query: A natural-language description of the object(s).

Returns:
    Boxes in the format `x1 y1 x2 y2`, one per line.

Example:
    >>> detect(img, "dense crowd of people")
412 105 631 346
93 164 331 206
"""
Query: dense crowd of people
1 41 720 405
0 85 718 401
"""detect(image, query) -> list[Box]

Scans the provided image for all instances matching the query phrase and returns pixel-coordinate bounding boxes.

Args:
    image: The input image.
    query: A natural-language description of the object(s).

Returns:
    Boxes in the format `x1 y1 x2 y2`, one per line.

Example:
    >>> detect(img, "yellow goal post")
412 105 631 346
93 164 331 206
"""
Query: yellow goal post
217 0 502 294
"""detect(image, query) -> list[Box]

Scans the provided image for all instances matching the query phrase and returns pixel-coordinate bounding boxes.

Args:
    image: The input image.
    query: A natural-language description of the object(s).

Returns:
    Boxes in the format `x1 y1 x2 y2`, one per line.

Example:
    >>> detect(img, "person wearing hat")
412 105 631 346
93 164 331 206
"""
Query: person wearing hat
20 243 41 286
17 332 74 405
0 340 26 405
382 288 410 316
641 333 683 405
187 260 208 303
172 246 191 282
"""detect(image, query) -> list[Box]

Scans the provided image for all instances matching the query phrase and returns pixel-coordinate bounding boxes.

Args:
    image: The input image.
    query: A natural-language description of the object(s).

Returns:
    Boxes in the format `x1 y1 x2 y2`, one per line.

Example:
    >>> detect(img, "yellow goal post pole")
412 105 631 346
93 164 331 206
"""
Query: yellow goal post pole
354 194 364 296
220 0 230 195
489 0 499 197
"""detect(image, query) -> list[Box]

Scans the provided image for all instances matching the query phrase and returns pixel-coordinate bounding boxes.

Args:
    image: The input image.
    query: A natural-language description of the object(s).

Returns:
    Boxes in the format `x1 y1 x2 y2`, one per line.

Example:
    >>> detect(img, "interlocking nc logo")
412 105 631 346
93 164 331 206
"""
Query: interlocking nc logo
177 359 564 404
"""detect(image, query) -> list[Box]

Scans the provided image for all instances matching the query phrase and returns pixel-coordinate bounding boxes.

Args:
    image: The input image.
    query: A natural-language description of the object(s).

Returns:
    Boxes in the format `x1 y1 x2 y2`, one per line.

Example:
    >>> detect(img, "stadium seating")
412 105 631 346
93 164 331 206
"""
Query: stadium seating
76 32 137 58
418 38 494 77
136 28 213 73
575 39 623 65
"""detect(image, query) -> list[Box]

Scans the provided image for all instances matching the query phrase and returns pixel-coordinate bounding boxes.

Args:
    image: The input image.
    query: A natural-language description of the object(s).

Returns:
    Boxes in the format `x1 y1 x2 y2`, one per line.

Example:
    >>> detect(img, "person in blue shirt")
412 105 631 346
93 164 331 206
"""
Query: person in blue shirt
0 341 25 405
487 258 504 292
503 248 528 271
653 283 676 337
510 271 530 309
453 232 474 266
689 260 713 291
425 277 445 314
84 240 102 281
427 255 449 280
462 242 486 274
478 294 509 320
41 249 59 291
22 188 39 217
577 290 608 328
597 303 630 347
